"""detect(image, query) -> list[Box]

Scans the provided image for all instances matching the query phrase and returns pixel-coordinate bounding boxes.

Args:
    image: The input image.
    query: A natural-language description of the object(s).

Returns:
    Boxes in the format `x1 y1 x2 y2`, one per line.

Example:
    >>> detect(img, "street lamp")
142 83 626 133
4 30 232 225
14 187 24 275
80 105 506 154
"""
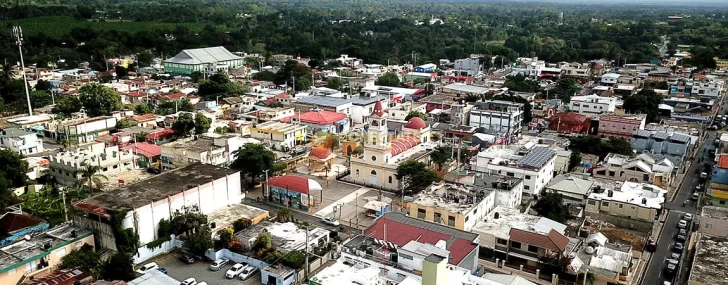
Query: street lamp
12 26 33 116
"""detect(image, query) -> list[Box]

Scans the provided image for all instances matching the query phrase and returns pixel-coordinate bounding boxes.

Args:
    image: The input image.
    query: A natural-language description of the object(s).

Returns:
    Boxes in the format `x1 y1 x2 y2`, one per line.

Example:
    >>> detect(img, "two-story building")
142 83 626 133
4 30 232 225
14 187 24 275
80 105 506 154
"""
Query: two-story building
0 128 44 155
473 146 557 196
468 100 524 138
160 136 227 170
548 112 591 134
250 121 307 150
597 114 646 140
569 95 616 115
585 181 667 222
545 175 595 206
709 155 728 207
49 143 137 187
284 108 350 135
592 153 675 189
571 232 633 285
631 130 694 167
698 206 728 237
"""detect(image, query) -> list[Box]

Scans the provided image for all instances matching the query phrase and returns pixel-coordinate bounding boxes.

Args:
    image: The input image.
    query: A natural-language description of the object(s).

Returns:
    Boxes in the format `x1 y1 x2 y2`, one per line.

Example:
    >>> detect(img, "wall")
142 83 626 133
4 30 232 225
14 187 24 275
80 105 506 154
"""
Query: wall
584 212 654 232
206 248 269 270
0 234 95 285
586 198 657 222
593 166 652 184
134 237 183 264
73 216 118 251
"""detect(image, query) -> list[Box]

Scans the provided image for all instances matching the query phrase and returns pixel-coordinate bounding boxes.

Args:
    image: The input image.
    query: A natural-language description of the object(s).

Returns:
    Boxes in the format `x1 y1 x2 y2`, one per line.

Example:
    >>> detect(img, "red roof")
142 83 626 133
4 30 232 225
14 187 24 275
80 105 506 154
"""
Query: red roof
309 147 333 160
365 212 477 266
25 267 94 285
550 112 587 124
0 212 44 233
161 93 186 100
132 114 156 123
390 136 421 156
509 228 568 252
282 110 348 125
718 155 728 168
120 142 162 158
146 129 175 140
405 117 427 129
73 202 109 216
267 176 320 194
371 101 386 117
126 91 146 97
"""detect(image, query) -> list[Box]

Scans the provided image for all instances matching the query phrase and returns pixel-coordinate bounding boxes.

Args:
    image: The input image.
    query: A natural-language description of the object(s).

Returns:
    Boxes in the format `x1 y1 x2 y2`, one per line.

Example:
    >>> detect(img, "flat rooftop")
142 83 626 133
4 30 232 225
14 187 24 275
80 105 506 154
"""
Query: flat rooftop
587 181 667 209
309 261 386 285
128 269 180 285
0 224 92 273
207 204 269 230
252 121 306 133
235 221 330 253
470 206 540 240
75 163 238 211
701 206 728 220
163 137 222 152
412 182 493 214
690 234 728 284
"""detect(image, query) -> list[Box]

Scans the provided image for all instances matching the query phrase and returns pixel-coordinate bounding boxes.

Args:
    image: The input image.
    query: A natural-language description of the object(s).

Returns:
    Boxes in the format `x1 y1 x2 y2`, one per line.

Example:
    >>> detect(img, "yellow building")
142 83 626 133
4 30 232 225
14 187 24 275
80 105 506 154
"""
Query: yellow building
714 57 728 70
349 101 432 191
585 181 667 222
249 121 306 149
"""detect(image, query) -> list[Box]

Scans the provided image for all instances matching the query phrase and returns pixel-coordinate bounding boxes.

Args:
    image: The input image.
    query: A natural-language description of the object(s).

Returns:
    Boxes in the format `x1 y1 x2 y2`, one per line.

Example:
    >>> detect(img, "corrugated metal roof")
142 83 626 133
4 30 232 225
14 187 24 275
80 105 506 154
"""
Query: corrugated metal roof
670 133 691 143
165 46 242 65
652 131 669 140
633 129 653 138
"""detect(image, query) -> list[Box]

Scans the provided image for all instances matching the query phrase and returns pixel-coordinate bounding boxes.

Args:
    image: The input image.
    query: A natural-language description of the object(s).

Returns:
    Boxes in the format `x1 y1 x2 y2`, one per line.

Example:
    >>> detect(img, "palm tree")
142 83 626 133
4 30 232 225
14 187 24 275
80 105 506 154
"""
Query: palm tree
275 207 293 223
0 64 16 87
75 163 109 194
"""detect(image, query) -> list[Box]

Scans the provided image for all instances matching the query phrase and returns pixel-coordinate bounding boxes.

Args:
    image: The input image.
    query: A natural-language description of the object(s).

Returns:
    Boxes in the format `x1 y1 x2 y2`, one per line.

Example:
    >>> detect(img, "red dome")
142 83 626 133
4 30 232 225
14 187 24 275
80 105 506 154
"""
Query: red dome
309 147 333 160
405 117 427 129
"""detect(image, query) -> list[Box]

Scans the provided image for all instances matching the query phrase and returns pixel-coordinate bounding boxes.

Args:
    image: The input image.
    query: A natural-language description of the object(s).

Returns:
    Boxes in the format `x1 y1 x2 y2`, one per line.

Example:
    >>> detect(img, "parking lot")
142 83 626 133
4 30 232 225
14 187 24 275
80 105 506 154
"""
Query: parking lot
154 253 263 285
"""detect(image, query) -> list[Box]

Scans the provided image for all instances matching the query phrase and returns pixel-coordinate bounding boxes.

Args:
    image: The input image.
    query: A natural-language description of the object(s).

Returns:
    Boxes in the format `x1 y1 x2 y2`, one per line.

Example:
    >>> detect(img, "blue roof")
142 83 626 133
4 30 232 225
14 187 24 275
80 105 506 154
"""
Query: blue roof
517 147 556 169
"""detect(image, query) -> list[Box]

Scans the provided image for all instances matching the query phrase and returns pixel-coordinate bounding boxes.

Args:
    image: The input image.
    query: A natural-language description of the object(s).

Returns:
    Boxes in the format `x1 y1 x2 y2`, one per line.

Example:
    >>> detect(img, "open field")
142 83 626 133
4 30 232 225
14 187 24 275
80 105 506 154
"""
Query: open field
0 16 208 36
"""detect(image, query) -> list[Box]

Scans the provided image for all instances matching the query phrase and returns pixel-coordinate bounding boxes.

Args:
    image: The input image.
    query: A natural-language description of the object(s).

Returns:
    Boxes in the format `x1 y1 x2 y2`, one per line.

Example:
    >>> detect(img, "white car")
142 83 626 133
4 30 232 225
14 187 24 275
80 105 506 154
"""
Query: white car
209 258 229 271
322 216 340 226
238 265 260 280
135 262 159 274
678 220 688 229
683 213 693 221
225 263 246 279
180 278 197 285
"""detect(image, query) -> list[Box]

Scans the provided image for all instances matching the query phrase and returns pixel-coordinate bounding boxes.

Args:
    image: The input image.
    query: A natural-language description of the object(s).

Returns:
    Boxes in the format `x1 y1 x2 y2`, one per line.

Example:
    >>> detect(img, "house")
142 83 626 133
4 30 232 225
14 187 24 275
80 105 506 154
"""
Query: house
283 108 350 135
597 114 646 140
44 116 118 143
160 137 227 169
570 232 633 285
330 54 362 67
236 107 296 123
348 104 432 191
547 112 590 134
23 157 49 181
73 163 241 263
414 63 437 73
131 113 157 128
266 176 323 212
591 153 675 189
600 73 621 86
585 181 667 222
0 128 44 155
408 175 522 231
290 96 353 118
631 129 694 167
388 102 427 121
236 221 329 254
453 58 481 76
444 170 524 210
545 175 594 206
569 95 616 115
48 143 137 187
163 46 244 75
709 155 728 207
698 206 728 237
250 121 307 150
361 85 424 102
469 100 524 138
560 62 591 78
442 83 490 96
473 146 557 196
363 211 480 272
0 224 94 285
119 142 161 168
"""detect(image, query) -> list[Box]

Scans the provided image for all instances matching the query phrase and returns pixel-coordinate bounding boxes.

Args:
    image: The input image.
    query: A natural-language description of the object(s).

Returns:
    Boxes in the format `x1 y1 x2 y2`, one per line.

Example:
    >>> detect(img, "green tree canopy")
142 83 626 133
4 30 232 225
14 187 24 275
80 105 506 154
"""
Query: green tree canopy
0 150 29 208
430 145 452 171
78 83 123 117
194 114 212 135
136 51 154 67
532 191 570 223
404 110 428 121
375 72 401 87
326 77 344 90
98 252 135 281
277 60 313 91
569 136 634 159
60 244 99 272
550 78 581 103
395 160 440 195
231 143 277 183
116 118 136 129
172 113 195 137
53 95 83 115
623 89 663 123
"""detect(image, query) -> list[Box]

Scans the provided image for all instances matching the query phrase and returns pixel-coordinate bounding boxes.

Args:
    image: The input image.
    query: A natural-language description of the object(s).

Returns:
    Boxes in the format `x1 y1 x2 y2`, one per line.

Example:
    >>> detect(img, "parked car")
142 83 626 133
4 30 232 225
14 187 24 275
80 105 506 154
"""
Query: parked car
664 262 677 275
692 193 700 200
197 282 208 285
678 228 687 236
238 266 260 280
157 268 168 274
209 258 229 271
678 220 688 229
321 216 340 226
646 239 657 252
683 213 693 221
135 262 159 274
673 242 684 252
226 263 246 279
676 234 686 242
180 278 197 285
178 254 195 264
670 252 681 260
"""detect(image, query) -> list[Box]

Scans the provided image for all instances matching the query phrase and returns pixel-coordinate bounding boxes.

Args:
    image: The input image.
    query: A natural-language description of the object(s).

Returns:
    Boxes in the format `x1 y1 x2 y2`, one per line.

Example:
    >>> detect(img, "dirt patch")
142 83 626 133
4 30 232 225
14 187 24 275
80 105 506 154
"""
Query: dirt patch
598 227 647 250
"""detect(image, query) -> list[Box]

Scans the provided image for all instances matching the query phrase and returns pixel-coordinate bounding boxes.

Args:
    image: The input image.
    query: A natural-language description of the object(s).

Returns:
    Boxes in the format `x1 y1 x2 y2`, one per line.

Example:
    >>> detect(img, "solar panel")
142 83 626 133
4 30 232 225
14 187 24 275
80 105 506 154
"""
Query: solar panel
517 147 556 169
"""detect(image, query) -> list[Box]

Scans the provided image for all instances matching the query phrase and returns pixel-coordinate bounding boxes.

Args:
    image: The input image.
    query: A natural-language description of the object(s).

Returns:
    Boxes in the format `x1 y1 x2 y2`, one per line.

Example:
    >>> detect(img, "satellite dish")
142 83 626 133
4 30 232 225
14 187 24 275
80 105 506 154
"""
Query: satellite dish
564 141 571 146
24 235 31 241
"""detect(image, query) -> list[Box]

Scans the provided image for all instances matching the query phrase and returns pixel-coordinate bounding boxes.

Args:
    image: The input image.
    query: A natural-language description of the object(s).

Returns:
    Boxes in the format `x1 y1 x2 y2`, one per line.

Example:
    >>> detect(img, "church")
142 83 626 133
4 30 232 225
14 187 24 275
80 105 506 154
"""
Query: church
349 101 433 191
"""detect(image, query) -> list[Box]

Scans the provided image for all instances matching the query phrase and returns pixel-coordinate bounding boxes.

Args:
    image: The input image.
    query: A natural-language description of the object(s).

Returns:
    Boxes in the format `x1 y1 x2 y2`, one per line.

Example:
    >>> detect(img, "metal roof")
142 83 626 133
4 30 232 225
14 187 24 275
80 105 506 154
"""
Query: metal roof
670 133 691 143
165 46 242 65
517 147 556 169
295 96 351 107
652 131 669 140
633 129 653 138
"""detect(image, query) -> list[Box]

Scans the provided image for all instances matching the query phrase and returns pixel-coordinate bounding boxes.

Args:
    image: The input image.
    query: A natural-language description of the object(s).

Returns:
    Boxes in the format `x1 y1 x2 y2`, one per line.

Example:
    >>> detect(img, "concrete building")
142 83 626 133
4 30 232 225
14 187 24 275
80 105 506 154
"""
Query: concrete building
585 181 667 222
631 129 694 167
669 80 724 99
73 163 242 263
236 221 329 254
163 46 244 75
0 128 44 155
570 232 633 285
600 73 621 86
444 170 524 210
349 102 432 191
442 83 490 96
49 143 137 187
560 62 591 78
0 224 94 285
160 137 226 170
687 234 728 285
388 102 427 121
250 121 307 150
468 100 524 138
44 116 118 143
698 206 728 237
473 146 557 196
408 175 522 231
597 114 646 140
545 175 594 206
709 155 728 207
453 58 482 76
591 153 675 190
286 108 350 135
569 95 616 115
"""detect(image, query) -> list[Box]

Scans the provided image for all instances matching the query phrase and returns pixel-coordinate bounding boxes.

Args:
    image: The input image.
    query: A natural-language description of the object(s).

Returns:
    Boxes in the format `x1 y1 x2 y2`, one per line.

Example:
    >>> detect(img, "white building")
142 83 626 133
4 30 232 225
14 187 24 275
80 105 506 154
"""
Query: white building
45 115 119 143
49 143 137 187
73 163 242 263
453 58 482 76
473 146 557 196
236 221 330 254
600 73 621 86
469 100 524 137
471 206 567 252
585 181 667 222
690 80 724 98
160 136 227 169
569 95 616 115
0 128 44 155
388 102 427 121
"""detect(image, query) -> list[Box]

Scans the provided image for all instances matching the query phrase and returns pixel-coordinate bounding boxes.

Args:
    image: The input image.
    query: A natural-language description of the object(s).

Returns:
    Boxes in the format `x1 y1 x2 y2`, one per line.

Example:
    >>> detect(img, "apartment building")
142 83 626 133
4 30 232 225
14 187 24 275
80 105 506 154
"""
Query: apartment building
250 121 307 150
592 153 675 189
597 114 646 140
473 146 557 196
453 57 482 76
160 137 226 170
631 130 694 167
585 181 667 222
49 143 137 187
698 206 728 237
569 95 616 115
0 128 44 155
44 116 118 144
468 100 524 137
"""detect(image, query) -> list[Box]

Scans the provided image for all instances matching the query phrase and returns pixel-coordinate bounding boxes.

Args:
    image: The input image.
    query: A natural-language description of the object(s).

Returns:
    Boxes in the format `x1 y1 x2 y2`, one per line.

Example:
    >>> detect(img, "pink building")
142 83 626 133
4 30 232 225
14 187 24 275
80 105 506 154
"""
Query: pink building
598 114 646 140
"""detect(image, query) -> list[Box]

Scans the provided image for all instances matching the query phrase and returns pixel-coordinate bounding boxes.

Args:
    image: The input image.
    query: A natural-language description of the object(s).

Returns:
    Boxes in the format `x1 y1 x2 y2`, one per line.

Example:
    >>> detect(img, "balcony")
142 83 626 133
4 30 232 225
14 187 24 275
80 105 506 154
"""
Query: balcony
508 247 539 259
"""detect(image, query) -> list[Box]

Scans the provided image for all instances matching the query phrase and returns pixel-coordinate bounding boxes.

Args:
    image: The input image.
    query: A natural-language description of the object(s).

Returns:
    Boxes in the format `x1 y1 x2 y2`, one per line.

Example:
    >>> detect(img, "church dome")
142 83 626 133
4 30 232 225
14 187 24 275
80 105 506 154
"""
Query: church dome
405 117 427 129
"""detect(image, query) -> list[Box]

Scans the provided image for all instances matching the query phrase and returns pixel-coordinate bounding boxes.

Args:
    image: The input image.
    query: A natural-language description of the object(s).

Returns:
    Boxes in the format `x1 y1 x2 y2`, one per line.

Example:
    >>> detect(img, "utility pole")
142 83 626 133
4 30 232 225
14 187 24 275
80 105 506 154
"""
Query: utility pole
61 189 68 223
13 26 32 116
355 192 359 229
263 169 270 199
304 226 309 281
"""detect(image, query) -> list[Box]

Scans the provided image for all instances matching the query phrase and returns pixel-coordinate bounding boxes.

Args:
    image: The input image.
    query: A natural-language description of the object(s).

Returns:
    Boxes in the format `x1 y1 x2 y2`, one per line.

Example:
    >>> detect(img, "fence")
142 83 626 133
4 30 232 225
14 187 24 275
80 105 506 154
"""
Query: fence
134 237 183 264
295 252 332 284
205 248 269 270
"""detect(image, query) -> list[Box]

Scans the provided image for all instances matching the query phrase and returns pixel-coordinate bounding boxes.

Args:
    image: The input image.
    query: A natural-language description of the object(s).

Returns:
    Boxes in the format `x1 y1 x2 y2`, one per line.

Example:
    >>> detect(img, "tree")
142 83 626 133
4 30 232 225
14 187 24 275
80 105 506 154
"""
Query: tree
253 231 273 252
405 110 428 121
35 79 52 91
172 113 195 137
424 83 435 95
53 95 83 115
190 71 203 83
114 65 128 79
464 94 481 103
75 163 109 194
194 114 212 135
78 84 123 117
375 72 401 87
430 145 452 171
568 150 582 172
276 60 313 91
327 77 344 90
230 144 276 183
550 78 581 103
60 244 99 272
276 207 294 223
532 191 570 223
322 133 340 150
281 250 306 269
623 89 663 123
98 252 135 281
504 74 540 93
136 52 154 67
116 118 136 129
395 160 440 195
0 150 29 209
0 64 16 87
233 218 252 232
133 103 153 115
217 228 235 249
569 136 633 159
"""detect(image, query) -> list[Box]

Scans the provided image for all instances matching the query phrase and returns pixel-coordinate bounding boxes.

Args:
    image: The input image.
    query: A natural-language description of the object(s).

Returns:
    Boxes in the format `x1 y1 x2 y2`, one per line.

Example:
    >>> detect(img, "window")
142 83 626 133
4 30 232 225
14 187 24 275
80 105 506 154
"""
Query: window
388 176 393 183
618 204 623 209
465 216 470 222
371 155 377 161
511 241 522 249
506 172 515 177
524 185 530 190
447 215 456 226
497 239 508 245
525 175 531 180
399 254 414 260
588 200 596 205
721 200 726 205
355 169 360 177
608 171 615 177
528 245 539 253
56 248 67 256
434 212 442 223
602 201 610 207
417 208 426 219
